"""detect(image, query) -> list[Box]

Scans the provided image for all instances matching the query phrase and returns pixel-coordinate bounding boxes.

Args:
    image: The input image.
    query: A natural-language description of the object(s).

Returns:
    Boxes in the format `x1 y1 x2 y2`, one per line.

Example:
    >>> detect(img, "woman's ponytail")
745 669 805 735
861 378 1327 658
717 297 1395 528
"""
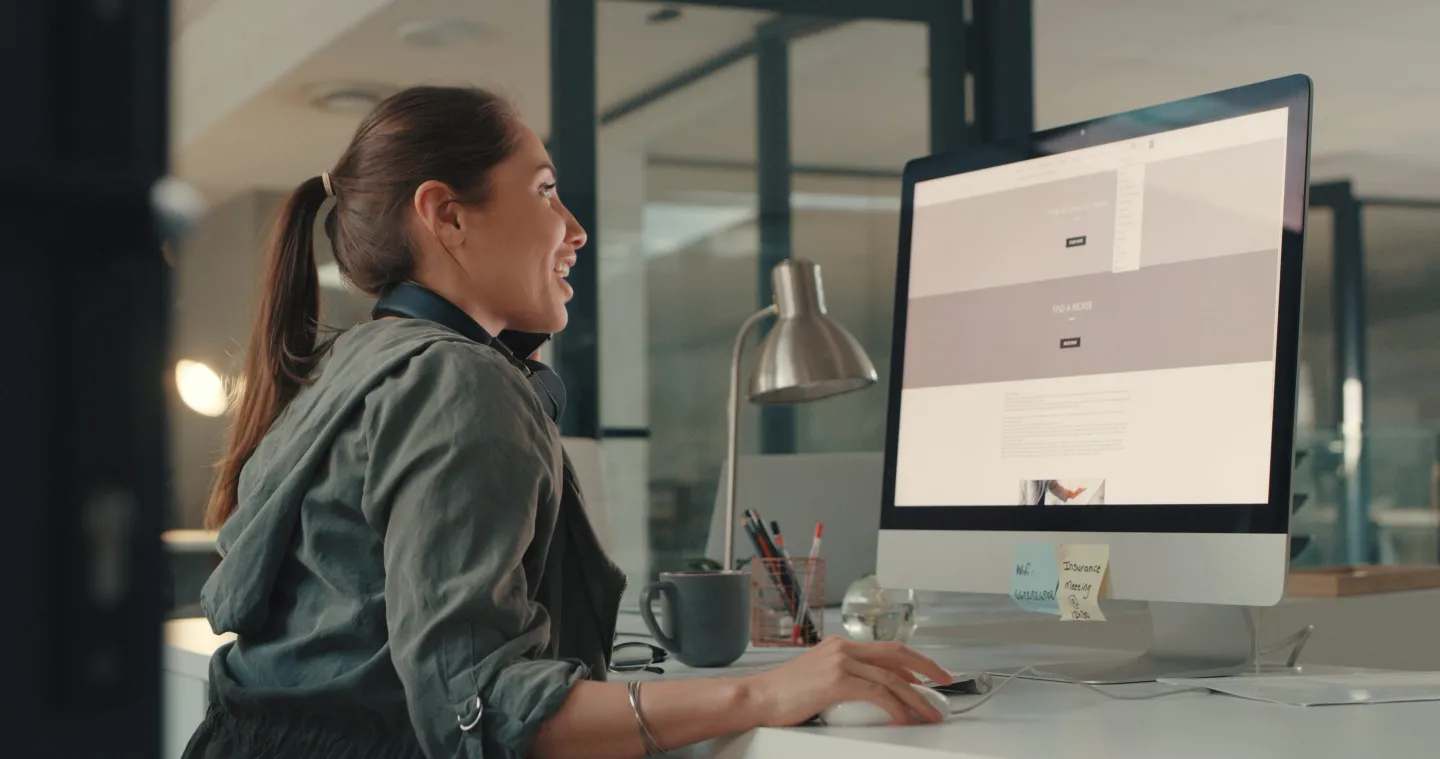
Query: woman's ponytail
203 85 523 527
204 176 331 529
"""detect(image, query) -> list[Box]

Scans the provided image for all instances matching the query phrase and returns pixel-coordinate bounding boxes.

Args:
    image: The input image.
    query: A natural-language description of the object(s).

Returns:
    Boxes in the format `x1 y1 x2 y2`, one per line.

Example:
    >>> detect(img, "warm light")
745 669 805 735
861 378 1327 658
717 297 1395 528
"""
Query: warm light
176 360 229 417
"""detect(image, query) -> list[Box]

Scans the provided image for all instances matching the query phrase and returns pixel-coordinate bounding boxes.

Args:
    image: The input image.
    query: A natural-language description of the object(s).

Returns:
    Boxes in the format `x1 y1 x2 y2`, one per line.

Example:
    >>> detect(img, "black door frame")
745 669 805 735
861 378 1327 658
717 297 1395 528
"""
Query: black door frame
2 1 170 756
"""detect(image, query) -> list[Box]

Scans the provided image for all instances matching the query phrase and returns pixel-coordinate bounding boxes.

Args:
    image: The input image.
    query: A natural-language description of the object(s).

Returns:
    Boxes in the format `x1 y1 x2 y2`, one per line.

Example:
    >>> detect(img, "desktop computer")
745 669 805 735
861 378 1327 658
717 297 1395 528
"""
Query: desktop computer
877 75 1313 684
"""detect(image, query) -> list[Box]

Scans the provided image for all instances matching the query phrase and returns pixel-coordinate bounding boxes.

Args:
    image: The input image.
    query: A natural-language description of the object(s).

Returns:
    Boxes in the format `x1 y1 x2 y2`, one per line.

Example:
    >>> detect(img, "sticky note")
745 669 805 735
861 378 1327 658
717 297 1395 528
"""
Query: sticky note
1010 542 1060 614
1057 544 1110 621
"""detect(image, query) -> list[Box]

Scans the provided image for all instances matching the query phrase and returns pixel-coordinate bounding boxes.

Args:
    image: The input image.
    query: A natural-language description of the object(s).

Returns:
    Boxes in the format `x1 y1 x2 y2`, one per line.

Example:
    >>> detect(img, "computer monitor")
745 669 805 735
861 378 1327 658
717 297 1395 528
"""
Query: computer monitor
877 75 1312 683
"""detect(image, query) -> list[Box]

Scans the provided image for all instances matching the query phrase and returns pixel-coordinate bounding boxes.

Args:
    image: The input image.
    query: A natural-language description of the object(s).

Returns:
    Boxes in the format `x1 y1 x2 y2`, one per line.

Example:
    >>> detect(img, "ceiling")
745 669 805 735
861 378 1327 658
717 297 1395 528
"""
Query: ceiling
172 0 1440 200
169 0 1440 295
173 0 775 198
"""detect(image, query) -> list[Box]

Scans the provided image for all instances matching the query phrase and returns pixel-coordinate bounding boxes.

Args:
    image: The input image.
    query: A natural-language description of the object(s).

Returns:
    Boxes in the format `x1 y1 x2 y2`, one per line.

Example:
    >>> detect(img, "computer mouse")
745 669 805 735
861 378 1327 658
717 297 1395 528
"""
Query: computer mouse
817 683 950 727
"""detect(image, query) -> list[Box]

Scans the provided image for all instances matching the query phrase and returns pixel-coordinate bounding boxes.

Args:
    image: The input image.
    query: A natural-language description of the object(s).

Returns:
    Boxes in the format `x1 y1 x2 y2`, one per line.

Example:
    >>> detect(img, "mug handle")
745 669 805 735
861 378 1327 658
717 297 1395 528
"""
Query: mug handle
639 581 681 655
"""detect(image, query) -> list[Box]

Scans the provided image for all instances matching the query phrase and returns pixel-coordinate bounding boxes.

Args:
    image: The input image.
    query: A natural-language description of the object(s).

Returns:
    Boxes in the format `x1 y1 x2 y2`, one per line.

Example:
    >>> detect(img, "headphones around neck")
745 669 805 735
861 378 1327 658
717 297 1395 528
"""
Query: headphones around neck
372 282 567 423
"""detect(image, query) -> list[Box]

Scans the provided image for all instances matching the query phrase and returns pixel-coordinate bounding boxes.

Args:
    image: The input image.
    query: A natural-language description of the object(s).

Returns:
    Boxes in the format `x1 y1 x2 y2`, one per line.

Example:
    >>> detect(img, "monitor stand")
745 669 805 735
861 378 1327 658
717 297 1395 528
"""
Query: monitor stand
991 602 1289 685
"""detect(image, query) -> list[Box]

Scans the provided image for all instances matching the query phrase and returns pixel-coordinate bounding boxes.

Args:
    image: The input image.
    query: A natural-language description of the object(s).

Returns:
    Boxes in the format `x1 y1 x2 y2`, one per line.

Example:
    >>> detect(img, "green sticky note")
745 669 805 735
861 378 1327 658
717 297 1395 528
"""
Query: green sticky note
1011 542 1060 615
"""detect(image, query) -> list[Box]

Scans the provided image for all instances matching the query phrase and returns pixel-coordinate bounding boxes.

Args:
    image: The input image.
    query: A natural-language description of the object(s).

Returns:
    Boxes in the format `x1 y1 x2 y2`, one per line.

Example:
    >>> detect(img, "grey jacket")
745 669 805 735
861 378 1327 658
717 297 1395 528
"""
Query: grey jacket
198 318 627 759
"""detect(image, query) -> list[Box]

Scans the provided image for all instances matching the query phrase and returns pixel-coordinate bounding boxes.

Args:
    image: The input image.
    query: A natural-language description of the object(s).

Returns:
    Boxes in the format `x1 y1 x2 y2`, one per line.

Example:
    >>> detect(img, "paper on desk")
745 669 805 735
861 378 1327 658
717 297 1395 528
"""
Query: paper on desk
1158 672 1440 707
1057 543 1109 621
1010 542 1060 615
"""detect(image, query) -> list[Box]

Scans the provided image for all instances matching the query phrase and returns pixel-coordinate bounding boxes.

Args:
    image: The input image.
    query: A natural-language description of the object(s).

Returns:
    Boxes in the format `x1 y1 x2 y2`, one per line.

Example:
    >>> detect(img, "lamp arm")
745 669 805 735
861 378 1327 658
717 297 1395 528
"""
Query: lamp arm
724 304 779 571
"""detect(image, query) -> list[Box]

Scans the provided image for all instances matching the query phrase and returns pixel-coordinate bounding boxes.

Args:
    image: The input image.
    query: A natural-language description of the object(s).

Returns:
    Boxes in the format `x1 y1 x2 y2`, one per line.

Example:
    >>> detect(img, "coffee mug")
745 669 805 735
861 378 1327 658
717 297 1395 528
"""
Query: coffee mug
639 570 751 668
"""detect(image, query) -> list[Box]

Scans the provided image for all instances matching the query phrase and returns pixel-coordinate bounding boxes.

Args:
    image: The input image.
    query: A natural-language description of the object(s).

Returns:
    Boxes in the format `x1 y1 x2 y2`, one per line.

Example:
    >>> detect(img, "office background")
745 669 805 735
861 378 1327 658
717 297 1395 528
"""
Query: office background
165 0 1440 603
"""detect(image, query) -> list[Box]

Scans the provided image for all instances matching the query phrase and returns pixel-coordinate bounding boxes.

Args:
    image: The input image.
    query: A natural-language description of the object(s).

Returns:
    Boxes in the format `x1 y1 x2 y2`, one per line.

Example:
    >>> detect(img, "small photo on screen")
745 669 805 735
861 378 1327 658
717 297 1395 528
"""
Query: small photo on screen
1017 479 1107 506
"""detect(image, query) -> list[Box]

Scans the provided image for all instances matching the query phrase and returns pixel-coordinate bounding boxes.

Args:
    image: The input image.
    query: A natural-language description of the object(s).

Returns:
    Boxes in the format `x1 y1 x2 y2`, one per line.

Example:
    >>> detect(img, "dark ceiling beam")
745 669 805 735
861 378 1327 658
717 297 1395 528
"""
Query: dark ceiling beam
599 15 841 127
1359 196 1440 210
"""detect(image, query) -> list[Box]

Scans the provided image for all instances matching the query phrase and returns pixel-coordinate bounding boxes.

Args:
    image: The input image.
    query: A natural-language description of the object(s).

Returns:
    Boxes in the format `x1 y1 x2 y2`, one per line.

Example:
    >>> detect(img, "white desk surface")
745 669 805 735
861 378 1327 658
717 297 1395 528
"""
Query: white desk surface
167 611 1440 759
621 638 1437 759
161 529 219 554
166 617 232 680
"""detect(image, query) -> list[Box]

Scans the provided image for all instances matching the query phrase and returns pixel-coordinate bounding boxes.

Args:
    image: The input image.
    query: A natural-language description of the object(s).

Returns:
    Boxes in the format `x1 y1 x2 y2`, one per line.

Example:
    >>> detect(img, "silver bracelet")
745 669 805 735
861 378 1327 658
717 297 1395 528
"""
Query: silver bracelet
626 680 675 757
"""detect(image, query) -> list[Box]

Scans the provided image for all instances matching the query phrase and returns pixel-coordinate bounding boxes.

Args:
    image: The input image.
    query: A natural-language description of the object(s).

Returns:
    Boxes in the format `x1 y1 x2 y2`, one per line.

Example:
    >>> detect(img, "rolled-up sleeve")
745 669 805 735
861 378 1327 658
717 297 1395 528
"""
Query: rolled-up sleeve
360 340 585 759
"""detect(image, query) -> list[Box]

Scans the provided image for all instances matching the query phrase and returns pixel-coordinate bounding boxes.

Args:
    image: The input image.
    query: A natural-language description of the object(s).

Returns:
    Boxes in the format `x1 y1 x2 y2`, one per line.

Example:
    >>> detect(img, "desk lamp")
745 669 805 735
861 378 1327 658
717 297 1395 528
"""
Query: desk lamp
722 258 877 570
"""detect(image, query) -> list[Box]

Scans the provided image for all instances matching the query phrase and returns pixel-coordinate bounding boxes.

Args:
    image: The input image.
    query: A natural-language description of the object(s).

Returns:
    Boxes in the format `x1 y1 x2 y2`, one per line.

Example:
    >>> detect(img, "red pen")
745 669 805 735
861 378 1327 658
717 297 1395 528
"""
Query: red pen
793 523 823 643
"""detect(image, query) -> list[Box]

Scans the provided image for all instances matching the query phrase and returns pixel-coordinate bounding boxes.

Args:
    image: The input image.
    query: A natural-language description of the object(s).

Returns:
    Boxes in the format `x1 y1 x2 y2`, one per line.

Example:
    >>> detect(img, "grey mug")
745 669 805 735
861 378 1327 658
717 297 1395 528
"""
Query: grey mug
639 570 751 668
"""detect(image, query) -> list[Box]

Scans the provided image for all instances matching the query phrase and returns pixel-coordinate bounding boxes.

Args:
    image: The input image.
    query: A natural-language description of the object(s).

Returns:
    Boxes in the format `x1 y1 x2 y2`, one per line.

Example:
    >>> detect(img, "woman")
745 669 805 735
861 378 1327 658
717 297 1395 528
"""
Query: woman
1019 479 1085 506
186 85 952 759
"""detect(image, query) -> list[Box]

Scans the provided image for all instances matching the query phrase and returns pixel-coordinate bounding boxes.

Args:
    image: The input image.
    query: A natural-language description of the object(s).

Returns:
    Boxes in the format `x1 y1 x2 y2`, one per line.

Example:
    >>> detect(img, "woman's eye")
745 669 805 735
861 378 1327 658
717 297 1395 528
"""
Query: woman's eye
540 182 557 198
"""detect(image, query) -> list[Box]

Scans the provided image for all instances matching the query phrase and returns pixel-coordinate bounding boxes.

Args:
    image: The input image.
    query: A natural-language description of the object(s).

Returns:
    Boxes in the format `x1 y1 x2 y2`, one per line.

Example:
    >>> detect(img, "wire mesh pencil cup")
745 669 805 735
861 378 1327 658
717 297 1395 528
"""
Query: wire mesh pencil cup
749 557 825 647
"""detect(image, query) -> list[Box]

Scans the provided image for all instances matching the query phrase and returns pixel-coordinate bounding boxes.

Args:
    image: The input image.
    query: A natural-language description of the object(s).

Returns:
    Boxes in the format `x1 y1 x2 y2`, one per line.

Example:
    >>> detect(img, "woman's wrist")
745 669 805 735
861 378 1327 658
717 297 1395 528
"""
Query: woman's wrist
728 675 771 731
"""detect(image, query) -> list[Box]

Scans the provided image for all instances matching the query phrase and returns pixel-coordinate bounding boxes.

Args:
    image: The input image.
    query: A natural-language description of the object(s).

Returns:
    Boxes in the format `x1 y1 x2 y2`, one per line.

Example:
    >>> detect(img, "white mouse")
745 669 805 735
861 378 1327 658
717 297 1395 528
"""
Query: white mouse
818 684 950 727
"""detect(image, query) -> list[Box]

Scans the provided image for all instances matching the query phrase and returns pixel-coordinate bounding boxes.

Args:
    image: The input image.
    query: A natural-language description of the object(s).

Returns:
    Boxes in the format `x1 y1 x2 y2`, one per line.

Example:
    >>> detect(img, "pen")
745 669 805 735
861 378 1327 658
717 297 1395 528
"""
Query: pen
748 510 779 558
742 513 782 577
741 521 770 565
770 519 815 642
770 520 789 558
769 520 812 639
748 511 789 576
794 523 823 644
749 510 816 642
743 515 792 609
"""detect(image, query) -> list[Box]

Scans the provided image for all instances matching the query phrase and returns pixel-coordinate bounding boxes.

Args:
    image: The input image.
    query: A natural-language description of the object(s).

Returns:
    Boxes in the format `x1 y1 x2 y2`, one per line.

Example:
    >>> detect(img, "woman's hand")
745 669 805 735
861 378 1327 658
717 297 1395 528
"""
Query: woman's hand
739 637 953 727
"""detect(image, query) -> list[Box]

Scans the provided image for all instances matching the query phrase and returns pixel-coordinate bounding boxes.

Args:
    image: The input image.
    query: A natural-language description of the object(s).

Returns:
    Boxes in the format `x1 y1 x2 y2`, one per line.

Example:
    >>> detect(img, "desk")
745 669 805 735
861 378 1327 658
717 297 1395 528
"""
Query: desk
165 612 1438 759
164 619 233 758
162 529 219 554
621 641 1437 759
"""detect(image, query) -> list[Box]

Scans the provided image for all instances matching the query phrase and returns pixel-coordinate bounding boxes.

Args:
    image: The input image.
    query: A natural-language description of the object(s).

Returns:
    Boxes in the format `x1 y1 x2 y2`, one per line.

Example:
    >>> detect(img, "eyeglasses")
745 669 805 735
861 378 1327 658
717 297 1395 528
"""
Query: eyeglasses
609 641 668 675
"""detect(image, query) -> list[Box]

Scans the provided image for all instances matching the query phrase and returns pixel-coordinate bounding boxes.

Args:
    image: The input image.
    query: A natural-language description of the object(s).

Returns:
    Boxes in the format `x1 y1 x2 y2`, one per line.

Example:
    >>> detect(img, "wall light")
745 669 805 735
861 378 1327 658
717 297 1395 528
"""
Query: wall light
176 360 229 417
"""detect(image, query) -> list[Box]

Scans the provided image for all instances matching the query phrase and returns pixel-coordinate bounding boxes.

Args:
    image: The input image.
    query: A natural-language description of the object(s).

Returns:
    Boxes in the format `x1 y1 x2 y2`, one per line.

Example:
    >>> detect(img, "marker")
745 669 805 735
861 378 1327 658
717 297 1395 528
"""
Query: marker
770 520 790 558
808 522 824 562
752 511 814 642
750 510 780 559
794 523 824 644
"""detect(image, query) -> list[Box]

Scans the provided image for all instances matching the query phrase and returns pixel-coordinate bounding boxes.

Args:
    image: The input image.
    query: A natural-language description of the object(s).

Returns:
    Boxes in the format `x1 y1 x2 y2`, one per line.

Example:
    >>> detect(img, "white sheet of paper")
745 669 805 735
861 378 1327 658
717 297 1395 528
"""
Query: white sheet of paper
1158 672 1440 706
1057 543 1109 621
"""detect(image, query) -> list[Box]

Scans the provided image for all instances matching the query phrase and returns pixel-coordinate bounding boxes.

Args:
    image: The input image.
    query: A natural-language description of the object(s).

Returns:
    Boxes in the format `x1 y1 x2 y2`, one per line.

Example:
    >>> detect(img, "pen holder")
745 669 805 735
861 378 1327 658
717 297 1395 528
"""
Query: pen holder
749 557 825 647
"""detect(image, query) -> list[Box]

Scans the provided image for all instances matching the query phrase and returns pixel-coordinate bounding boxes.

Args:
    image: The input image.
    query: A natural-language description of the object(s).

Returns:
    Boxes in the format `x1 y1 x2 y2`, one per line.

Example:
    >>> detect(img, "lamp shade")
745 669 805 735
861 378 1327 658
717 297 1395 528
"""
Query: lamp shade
748 258 877 404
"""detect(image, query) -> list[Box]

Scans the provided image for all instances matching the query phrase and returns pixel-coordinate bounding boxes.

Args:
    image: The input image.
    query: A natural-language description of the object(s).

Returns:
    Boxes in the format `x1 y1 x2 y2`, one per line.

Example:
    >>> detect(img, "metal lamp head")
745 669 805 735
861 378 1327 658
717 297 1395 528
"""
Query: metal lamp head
748 259 877 404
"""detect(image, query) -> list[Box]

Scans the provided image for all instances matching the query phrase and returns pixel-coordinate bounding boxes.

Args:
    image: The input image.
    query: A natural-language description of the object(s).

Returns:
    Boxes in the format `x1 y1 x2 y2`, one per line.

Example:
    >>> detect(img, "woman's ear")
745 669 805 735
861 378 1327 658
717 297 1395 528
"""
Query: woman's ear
413 180 464 245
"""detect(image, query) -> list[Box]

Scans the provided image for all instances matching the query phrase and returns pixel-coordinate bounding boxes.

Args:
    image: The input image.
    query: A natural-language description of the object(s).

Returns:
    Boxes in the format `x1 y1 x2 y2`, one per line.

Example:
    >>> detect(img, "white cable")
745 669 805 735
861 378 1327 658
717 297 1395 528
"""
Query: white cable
1258 625 1313 668
947 625 1315 718
947 667 1208 717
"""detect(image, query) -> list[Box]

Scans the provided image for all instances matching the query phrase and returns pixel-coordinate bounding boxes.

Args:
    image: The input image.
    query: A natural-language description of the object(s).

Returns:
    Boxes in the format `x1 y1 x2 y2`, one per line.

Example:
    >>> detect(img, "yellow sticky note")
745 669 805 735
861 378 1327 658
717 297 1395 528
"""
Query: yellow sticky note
1057 544 1109 621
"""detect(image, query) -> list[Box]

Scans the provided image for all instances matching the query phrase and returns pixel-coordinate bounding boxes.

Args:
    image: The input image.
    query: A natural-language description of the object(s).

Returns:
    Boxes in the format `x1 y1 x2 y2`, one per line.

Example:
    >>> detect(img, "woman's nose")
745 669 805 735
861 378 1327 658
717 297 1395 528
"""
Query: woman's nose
562 203 587 251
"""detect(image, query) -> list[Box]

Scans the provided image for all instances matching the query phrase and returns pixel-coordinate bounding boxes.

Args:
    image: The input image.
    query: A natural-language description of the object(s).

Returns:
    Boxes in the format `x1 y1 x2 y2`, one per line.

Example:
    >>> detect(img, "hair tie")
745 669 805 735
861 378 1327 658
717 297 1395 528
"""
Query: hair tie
320 171 335 198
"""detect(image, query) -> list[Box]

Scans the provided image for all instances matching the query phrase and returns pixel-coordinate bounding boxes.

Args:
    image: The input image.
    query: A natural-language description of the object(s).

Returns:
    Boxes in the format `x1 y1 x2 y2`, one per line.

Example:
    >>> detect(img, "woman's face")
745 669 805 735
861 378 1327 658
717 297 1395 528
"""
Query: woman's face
418 121 587 336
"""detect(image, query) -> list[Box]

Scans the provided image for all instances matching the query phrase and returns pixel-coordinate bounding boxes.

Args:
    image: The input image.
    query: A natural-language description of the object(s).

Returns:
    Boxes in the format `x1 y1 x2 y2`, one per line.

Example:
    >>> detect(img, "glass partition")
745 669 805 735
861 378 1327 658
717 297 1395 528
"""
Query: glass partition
1362 204 1440 564
787 18 927 455
596 8 928 579
1296 200 1440 567
596 1 765 579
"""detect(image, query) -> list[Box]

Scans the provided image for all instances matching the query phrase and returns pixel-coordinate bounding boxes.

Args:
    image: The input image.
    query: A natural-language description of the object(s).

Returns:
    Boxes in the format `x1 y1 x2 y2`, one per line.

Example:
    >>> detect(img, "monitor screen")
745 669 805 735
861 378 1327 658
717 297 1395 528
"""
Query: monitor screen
893 108 1291 509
